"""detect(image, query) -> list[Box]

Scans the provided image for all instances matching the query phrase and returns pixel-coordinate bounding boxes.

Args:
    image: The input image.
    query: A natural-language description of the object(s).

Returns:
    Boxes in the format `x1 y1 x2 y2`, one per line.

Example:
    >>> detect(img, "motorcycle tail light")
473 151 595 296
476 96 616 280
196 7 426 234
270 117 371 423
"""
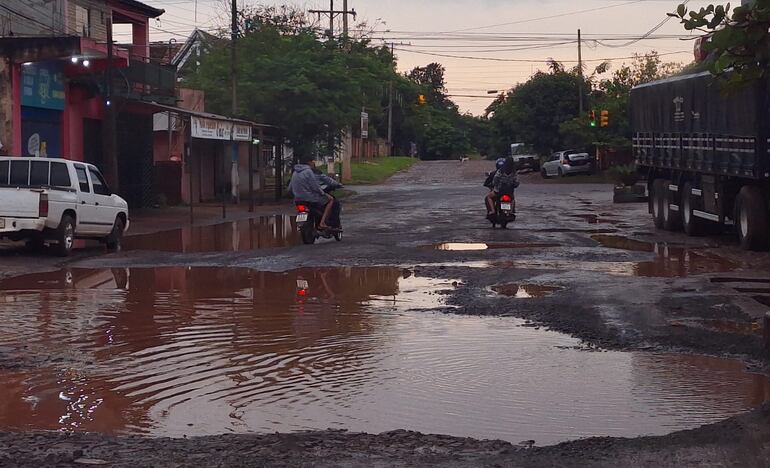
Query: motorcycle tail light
501 195 512 202
296 204 308 213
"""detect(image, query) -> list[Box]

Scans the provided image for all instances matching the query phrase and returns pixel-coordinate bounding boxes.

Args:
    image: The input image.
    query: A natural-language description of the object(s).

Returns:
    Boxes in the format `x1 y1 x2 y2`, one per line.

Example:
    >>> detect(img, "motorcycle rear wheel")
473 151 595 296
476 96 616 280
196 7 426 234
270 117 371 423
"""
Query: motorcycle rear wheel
300 224 317 245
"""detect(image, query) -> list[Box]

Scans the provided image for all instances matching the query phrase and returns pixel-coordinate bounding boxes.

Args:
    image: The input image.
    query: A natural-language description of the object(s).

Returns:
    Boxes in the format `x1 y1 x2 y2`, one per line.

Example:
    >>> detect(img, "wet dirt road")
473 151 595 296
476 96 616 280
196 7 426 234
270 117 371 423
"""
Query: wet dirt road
3 160 770 466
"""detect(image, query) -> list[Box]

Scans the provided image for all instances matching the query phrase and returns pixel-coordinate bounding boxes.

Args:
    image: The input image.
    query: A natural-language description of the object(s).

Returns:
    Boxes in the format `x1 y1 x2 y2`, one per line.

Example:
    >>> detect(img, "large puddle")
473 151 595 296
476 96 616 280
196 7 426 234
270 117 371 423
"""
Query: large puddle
0 267 768 445
123 216 300 253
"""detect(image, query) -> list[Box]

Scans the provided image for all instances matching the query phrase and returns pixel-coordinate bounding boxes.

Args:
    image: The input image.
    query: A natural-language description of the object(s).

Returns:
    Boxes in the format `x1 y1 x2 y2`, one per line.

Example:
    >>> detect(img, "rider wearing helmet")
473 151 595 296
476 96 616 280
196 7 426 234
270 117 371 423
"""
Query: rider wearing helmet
484 158 506 189
485 157 519 218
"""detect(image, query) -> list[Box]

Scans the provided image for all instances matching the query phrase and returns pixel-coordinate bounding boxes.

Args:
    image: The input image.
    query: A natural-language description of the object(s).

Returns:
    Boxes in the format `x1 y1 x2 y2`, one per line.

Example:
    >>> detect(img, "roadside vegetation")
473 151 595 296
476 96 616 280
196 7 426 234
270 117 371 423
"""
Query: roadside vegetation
348 157 417 185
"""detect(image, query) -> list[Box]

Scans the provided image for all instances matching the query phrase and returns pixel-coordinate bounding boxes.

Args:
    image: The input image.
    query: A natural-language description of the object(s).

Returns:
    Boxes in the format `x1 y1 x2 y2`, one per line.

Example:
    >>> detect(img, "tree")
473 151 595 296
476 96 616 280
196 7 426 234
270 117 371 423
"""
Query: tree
560 52 683 150
488 70 582 155
670 1 770 88
188 10 405 156
408 63 449 104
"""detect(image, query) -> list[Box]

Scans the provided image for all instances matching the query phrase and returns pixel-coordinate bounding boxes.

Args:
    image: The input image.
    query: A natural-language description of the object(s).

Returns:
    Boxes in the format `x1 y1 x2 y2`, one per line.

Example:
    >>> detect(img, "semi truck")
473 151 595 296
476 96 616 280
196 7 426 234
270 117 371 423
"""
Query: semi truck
631 71 770 250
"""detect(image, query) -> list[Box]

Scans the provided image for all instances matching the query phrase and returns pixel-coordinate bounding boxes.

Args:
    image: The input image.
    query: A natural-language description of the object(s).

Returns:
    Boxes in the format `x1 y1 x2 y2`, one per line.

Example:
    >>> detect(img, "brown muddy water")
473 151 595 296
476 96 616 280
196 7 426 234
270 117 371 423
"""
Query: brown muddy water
0 267 768 445
123 216 300 253
591 235 740 277
433 243 561 251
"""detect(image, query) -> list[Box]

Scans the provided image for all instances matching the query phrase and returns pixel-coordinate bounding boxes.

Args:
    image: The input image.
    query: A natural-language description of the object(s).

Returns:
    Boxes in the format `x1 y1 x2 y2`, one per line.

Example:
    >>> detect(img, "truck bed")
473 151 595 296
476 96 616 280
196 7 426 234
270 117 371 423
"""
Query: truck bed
631 72 767 180
0 187 42 219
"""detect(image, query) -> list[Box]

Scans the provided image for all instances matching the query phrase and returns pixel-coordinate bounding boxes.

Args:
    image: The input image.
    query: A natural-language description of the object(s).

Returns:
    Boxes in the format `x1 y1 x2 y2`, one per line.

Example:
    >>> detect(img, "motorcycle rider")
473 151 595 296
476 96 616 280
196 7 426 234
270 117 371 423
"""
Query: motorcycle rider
485 157 519 219
289 153 340 231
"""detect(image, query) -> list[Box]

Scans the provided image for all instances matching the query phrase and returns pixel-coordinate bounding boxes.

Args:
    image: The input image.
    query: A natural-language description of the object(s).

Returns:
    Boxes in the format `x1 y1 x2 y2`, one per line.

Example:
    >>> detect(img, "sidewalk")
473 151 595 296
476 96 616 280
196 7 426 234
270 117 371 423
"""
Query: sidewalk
128 202 293 236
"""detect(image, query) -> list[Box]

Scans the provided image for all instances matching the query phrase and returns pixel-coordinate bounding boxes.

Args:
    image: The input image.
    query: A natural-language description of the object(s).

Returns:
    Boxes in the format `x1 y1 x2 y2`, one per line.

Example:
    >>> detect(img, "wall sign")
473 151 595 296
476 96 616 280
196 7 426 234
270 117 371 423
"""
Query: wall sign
191 116 252 142
21 62 65 111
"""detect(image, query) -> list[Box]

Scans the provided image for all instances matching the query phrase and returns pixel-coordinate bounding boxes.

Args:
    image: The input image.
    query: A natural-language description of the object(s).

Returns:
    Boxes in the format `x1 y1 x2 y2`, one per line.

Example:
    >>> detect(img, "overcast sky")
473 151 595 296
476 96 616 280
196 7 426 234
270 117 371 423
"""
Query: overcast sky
136 0 715 114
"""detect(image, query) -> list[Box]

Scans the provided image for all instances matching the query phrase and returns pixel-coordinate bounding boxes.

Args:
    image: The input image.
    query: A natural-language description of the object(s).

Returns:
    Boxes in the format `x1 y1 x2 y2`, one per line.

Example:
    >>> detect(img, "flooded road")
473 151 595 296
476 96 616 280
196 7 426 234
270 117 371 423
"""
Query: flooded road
0 267 768 445
123 216 300 253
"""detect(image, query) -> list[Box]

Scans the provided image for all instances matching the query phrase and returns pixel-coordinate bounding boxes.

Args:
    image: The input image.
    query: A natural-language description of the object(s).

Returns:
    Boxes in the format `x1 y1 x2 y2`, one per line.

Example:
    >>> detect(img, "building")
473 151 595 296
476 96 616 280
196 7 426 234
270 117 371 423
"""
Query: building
0 2 283 210
0 0 174 208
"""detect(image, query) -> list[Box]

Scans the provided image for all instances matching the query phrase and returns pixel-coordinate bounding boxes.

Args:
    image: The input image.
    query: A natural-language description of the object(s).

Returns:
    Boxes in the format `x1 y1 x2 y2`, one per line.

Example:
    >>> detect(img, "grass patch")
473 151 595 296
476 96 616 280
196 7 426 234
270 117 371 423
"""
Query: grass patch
348 157 417 185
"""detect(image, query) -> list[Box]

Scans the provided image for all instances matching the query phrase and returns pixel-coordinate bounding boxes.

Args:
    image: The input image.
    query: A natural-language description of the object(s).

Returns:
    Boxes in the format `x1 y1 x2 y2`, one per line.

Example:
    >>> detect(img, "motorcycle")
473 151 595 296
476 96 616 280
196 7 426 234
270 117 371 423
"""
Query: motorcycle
490 193 516 229
295 178 343 245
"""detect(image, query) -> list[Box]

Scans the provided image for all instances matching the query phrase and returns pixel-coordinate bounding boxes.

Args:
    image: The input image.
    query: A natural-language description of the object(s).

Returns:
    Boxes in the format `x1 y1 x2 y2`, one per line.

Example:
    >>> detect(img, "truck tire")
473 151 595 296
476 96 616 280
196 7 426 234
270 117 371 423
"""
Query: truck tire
55 215 75 257
106 218 125 252
681 181 706 236
662 181 682 231
735 186 769 251
651 179 666 229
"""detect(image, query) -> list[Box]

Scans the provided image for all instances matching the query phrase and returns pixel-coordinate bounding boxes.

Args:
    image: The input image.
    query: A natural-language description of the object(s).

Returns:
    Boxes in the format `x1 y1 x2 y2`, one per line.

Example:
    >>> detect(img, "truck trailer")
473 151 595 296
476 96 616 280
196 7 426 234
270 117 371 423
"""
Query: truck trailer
631 71 770 250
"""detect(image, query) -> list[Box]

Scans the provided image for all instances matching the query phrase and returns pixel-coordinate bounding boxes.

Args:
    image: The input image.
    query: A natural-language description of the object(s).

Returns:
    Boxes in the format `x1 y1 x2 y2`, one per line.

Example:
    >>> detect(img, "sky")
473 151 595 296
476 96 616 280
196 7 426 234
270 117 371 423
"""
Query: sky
128 0 716 114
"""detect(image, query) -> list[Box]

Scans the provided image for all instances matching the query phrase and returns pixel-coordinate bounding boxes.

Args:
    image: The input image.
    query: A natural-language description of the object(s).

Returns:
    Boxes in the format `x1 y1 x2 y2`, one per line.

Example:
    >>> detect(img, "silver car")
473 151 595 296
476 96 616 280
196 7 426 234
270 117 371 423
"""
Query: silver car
541 150 593 178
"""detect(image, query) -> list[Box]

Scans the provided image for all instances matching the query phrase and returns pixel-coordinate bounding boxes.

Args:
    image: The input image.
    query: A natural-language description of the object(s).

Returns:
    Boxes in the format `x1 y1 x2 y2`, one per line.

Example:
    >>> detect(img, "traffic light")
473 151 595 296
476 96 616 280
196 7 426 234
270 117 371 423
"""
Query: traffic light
589 110 597 128
600 110 609 128
417 94 427 105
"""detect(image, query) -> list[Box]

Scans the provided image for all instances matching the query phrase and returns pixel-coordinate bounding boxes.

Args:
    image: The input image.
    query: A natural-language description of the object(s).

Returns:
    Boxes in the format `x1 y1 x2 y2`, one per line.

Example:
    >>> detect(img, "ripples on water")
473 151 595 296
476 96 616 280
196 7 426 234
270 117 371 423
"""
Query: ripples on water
0 267 768 445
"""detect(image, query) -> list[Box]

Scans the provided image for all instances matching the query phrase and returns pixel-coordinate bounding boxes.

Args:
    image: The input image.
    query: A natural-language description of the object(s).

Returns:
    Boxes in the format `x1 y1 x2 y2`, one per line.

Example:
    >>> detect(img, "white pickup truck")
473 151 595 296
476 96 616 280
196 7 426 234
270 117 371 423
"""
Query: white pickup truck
0 157 129 256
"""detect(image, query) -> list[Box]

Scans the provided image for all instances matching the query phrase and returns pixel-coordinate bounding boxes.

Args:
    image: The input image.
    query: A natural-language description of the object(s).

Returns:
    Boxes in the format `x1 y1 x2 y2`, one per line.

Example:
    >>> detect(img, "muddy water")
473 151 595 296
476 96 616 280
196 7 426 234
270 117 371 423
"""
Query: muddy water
123 216 300 253
0 267 768 445
434 242 561 251
590 235 740 277
492 283 561 298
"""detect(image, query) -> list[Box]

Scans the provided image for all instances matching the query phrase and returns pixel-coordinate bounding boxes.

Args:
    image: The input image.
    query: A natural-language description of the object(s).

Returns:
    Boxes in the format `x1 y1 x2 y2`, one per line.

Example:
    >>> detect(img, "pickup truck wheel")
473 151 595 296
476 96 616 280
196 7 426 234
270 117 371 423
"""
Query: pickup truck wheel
651 179 666 229
735 186 769 251
106 218 125 251
55 215 75 257
682 182 706 236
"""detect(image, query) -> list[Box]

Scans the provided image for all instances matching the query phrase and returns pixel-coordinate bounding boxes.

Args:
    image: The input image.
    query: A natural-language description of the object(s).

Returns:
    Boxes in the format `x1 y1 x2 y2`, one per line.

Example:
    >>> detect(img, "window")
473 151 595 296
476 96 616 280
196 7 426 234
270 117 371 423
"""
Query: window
30 161 49 186
75 5 91 37
10 160 30 186
88 167 110 195
50 162 72 188
0 161 8 185
75 165 90 193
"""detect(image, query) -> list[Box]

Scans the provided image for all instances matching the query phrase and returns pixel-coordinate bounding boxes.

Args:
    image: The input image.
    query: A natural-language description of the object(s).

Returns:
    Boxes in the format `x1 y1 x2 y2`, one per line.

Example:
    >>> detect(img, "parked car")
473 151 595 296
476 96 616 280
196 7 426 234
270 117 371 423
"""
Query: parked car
541 150 593 178
510 143 540 172
0 157 129 256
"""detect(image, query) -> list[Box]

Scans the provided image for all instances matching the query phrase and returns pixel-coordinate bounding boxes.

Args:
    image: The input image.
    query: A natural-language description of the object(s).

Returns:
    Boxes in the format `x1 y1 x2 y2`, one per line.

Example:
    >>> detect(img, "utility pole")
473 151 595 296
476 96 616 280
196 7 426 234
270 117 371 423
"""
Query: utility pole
342 0 349 38
228 0 238 212
577 29 584 115
387 42 394 156
309 1 356 39
103 16 118 192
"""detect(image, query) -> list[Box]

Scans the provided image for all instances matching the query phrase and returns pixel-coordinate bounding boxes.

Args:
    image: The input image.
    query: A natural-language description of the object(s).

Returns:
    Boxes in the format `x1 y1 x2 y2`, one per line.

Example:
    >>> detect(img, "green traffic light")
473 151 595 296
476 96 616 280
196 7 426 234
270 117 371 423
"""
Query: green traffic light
590 122 597 128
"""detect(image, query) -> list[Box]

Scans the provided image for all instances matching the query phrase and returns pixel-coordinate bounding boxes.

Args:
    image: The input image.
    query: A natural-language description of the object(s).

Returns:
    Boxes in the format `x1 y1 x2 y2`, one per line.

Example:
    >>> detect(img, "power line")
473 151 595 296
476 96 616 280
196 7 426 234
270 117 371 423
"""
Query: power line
596 0 693 48
445 0 645 33
394 47 690 63
0 4 58 34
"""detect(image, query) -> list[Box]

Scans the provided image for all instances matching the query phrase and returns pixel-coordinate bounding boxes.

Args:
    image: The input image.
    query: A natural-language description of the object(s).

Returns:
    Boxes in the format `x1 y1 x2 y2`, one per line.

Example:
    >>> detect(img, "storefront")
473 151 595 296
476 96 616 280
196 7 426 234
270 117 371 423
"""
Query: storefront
20 61 65 158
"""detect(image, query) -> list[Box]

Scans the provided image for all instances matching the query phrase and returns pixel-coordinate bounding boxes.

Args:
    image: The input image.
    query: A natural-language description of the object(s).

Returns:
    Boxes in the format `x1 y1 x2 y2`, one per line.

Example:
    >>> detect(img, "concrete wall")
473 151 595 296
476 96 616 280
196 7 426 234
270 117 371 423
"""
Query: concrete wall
0 58 13 156
0 0 107 41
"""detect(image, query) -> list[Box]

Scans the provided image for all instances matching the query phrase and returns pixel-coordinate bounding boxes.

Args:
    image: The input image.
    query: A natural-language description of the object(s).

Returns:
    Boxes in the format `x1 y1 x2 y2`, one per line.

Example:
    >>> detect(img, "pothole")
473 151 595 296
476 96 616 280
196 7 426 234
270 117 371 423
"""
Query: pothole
432 242 561 251
492 283 562 298
123 216 301 253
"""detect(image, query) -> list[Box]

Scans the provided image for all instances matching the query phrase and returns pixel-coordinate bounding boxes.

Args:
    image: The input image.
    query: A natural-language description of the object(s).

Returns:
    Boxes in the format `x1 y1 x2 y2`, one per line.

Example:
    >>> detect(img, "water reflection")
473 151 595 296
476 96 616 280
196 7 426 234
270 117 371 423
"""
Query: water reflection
123 216 300 253
591 235 739 277
0 268 767 444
